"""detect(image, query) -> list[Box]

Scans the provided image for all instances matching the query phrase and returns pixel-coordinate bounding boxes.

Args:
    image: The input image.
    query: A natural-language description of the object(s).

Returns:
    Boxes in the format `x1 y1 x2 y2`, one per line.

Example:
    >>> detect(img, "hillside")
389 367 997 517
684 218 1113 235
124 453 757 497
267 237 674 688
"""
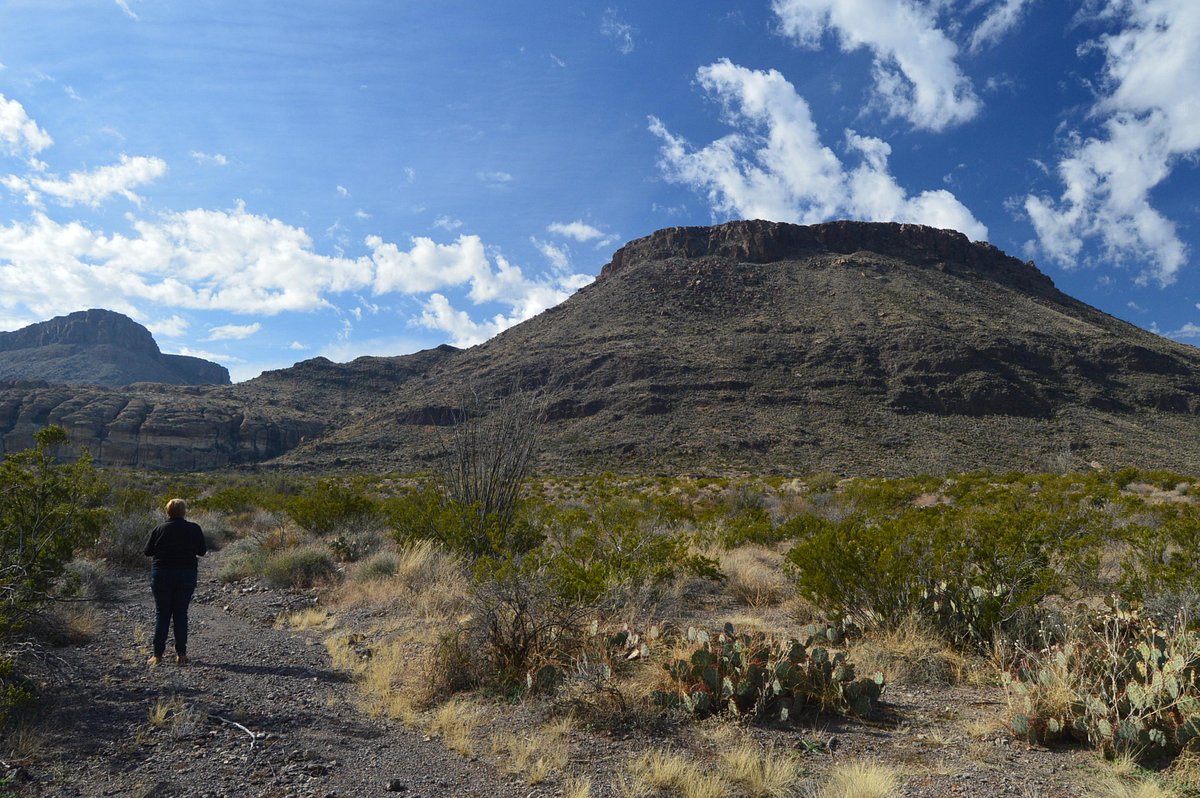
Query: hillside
4 221 1200 473
0 309 230 387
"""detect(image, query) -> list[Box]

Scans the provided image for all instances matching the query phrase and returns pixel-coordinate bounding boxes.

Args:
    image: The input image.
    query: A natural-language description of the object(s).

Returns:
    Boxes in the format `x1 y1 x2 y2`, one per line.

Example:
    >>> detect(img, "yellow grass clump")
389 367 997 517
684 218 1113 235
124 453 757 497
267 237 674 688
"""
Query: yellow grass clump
428 698 482 756
815 760 900 798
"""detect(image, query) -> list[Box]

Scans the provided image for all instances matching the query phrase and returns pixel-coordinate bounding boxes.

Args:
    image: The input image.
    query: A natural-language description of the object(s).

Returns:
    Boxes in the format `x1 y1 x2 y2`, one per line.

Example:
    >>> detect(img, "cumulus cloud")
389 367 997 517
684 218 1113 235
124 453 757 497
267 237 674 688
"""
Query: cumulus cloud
969 0 1036 52
206 322 262 341
1025 0 1199 285
649 60 987 239
147 314 188 338
0 93 53 156
531 238 570 271
771 0 980 131
4 154 167 208
548 220 604 242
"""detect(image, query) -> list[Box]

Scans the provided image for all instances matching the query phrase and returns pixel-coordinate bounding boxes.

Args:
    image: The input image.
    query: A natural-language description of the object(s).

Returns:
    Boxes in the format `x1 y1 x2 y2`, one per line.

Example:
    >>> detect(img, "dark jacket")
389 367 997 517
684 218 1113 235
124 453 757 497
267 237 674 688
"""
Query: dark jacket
144 518 207 570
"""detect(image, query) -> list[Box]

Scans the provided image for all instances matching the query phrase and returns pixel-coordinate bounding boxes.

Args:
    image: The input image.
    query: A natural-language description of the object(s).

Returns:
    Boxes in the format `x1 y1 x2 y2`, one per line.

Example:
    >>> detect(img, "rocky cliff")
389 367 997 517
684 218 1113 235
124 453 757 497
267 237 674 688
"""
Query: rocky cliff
0 309 230 387
3 221 1200 474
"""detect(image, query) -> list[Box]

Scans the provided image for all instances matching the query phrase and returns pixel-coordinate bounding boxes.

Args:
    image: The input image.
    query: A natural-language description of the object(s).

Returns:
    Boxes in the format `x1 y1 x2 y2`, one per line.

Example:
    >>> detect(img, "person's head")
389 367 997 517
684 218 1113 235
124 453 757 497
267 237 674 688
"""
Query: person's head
165 498 187 519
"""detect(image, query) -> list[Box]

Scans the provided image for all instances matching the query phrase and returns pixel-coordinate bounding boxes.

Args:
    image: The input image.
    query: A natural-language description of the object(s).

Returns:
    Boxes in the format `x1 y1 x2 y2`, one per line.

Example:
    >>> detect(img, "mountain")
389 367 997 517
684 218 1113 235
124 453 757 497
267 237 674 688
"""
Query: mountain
0 309 230 387
4 220 1200 474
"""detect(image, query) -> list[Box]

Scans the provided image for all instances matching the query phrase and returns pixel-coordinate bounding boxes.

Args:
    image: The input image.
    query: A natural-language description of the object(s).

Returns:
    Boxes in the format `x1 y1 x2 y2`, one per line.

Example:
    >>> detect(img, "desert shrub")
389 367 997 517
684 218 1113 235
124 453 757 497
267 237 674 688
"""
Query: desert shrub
653 624 883 721
0 426 109 642
262 544 339 589
217 536 268 583
714 506 780 548
539 499 721 604
56 558 117 602
0 656 33 727
1004 600 1200 762
91 505 157 567
1117 506 1200 605
285 478 380 537
355 550 400 581
785 504 1099 650
430 561 591 695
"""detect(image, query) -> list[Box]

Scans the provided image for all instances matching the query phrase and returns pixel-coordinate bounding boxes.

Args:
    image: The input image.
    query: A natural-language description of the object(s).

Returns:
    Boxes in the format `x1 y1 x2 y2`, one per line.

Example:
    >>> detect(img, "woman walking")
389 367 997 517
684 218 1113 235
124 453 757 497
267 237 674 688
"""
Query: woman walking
144 498 207 666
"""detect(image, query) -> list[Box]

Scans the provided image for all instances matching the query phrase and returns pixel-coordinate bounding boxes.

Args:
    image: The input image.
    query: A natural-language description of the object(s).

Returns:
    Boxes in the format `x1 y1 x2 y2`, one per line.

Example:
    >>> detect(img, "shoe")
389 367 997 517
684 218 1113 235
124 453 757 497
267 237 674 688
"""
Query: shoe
147 655 162 667
176 655 189 665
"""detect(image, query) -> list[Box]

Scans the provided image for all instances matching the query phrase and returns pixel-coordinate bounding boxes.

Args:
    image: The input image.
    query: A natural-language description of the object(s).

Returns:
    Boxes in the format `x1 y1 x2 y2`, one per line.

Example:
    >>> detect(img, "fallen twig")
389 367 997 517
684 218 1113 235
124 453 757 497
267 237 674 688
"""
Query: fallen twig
210 714 257 749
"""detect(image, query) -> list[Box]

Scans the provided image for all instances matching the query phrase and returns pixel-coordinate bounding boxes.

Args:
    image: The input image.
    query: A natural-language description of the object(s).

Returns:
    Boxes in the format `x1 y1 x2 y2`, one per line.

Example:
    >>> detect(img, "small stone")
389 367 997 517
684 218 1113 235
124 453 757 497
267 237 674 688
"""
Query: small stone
386 779 407 792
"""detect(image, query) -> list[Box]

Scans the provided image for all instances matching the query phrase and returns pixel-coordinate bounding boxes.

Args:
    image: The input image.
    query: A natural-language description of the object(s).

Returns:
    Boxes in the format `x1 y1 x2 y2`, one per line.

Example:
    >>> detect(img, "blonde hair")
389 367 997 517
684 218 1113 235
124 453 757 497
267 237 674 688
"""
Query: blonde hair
165 498 187 519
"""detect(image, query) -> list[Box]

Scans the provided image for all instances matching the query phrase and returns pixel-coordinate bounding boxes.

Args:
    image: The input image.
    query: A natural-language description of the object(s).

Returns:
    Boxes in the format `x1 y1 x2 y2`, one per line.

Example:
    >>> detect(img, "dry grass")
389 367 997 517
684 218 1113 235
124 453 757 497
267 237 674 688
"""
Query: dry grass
277 607 336 631
3 721 48 762
563 776 594 798
721 546 791 608
428 698 482 756
719 741 802 798
148 696 183 727
815 760 900 798
492 717 574 784
325 632 423 725
847 614 967 685
338 540 467 619
619 749 729 798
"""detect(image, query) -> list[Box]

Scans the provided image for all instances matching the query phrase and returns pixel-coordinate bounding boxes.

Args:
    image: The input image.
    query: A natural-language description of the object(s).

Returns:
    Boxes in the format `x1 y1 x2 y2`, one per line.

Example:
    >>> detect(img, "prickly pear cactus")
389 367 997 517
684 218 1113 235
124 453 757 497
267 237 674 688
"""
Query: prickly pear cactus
653 624 884 721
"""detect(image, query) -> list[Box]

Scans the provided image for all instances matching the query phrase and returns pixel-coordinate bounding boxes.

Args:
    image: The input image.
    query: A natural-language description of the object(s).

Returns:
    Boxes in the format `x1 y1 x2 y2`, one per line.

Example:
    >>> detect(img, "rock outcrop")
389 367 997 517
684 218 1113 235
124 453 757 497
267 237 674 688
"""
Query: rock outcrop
0 309 231 386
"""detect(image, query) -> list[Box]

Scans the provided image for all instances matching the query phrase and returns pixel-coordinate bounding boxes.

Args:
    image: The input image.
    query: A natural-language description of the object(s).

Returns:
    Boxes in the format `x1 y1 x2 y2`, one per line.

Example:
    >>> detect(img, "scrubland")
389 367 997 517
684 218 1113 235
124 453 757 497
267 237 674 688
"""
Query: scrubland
8 425 1200 795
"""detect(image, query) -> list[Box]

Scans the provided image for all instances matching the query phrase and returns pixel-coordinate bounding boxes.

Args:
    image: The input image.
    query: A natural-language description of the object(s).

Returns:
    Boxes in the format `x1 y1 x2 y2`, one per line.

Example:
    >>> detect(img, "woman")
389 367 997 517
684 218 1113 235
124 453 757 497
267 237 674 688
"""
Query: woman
143 498 207 666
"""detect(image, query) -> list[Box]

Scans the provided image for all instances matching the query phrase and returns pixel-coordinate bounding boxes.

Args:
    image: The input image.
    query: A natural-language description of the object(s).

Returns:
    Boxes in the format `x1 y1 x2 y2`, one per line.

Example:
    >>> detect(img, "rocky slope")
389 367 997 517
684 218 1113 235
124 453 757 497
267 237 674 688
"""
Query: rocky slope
0 309 230 387
4 221 1200 474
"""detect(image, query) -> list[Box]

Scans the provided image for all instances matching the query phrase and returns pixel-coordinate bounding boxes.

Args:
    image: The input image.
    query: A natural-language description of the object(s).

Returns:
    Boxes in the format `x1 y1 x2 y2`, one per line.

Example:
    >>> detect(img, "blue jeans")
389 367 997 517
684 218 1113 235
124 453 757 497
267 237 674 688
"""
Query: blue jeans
150 567 197 658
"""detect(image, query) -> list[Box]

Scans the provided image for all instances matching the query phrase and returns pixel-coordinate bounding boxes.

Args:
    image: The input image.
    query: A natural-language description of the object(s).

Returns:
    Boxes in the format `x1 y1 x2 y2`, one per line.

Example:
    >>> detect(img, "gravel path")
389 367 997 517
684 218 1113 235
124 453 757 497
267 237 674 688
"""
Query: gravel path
15 558 526 798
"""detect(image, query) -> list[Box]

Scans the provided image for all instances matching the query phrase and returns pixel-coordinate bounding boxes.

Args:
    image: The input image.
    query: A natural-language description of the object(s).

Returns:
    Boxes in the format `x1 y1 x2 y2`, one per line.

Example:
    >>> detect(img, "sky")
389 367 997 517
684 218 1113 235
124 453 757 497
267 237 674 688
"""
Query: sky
0 0 1197 382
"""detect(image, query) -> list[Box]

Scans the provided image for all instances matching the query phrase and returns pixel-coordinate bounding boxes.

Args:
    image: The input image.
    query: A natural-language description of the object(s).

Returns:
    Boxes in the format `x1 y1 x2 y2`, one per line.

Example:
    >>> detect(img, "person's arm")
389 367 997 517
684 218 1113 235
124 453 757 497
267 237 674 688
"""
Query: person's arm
194 523 208 557
144 526 159 557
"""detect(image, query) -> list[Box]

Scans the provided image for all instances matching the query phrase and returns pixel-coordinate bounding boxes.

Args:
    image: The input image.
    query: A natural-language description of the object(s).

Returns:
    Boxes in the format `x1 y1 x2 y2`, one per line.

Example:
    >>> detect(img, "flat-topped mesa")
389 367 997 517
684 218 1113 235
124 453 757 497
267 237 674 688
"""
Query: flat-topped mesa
600 219 1057 296
0 308 160 355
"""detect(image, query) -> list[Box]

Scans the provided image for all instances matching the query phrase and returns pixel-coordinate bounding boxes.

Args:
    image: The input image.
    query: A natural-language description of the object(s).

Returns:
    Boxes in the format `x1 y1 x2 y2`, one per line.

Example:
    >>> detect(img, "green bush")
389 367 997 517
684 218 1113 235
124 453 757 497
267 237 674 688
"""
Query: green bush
217 536 268 583
785 504 1099 649
285 479 380 537
0 426 108 640
262 544 339 589
537 499 721 604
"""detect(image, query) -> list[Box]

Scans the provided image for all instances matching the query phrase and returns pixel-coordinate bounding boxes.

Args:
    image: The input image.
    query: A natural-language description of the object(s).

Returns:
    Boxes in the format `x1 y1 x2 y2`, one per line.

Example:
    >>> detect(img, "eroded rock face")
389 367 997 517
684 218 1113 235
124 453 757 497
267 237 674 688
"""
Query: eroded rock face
0 309 231 386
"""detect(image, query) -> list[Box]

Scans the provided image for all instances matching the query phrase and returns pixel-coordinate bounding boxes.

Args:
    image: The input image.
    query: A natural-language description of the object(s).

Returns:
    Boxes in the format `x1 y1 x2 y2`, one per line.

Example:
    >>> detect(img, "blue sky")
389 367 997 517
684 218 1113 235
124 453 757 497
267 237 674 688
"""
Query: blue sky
0 0 1197 381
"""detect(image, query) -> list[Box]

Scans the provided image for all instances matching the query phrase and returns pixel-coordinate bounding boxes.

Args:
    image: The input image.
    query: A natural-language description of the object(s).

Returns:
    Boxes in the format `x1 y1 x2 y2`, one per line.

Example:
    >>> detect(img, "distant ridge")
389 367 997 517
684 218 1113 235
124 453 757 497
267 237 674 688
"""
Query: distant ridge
3 221 1200 474
0 309 230 387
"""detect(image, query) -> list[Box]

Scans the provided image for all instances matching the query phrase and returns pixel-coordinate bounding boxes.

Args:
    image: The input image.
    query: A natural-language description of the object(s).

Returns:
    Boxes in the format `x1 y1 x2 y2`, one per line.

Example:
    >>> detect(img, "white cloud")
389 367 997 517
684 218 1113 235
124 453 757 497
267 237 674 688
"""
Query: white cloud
115 0 138 20
434 215 464 231
288 340 307 350
969 0 1036 52
650 60 987 239
336 185 349 198
5 154 166 208
370 234 490 295
1025 0 1200 285
354 209 371 220
601 9 636 55
1169 322 1200 339
531 237 570 271
476 171 513 188
547 220 604 242
170 345 241 364
190 151 229 166
771 0 980 131
147 314 188 338
206 322 261 341
0 93 53 157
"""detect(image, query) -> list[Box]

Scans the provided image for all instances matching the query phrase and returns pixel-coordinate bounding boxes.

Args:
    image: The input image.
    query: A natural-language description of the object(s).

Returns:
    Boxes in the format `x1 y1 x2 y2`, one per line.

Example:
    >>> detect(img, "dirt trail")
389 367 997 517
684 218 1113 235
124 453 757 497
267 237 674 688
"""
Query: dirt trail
16 553 525 798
